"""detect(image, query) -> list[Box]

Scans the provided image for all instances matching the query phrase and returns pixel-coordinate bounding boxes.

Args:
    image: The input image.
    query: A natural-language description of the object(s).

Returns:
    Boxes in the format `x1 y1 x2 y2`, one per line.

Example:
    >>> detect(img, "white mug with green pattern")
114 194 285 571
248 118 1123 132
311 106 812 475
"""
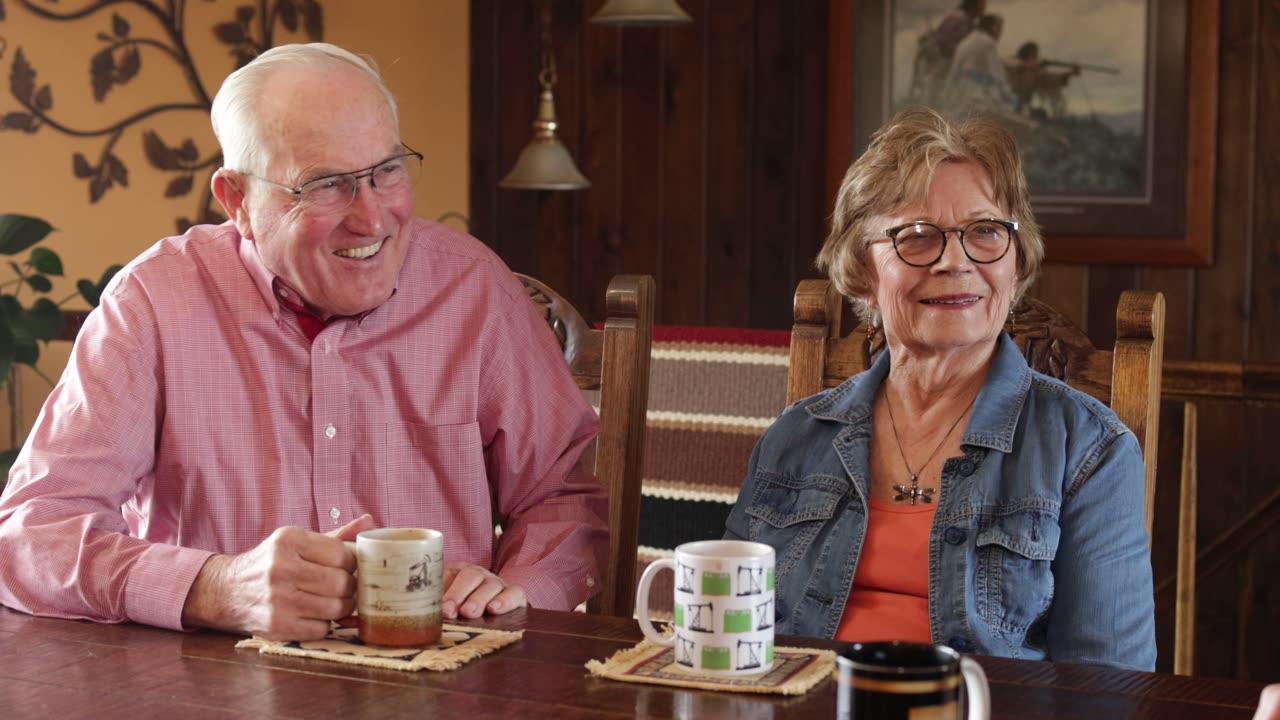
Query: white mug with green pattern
636 539 776 676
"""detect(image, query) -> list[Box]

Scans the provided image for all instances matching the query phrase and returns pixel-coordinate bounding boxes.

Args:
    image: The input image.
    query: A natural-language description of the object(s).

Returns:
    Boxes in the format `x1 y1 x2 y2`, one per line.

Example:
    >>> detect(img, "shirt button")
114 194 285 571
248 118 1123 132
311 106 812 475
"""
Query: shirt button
329 507 341 523
325 424 336 439
948 636 974 653
585 575 596 588
323 340 331 353
944 526 967 545
959 460 976 476
271 310 280 320
277 288 288 298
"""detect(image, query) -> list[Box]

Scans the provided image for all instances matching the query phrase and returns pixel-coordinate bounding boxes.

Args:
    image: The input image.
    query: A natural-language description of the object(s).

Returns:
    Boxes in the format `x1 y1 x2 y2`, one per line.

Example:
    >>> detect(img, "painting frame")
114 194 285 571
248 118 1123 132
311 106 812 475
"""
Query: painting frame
824 0 1218 266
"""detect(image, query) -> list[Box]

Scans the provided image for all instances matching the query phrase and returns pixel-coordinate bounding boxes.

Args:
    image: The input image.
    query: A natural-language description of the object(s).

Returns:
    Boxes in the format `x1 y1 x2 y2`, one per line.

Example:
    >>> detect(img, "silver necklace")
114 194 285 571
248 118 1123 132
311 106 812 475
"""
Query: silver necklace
882 386 977 505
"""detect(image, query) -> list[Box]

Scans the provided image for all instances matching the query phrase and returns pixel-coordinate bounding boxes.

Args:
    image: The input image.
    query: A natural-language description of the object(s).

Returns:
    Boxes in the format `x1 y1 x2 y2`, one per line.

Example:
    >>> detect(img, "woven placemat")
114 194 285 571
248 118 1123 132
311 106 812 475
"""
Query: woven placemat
586 640 834 695
236 624 522 672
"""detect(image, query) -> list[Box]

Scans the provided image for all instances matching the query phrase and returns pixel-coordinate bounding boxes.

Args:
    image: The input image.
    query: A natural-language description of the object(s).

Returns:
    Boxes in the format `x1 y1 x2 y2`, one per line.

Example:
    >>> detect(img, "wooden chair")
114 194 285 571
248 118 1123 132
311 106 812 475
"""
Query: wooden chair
517 273 655 618
786 280 1194 669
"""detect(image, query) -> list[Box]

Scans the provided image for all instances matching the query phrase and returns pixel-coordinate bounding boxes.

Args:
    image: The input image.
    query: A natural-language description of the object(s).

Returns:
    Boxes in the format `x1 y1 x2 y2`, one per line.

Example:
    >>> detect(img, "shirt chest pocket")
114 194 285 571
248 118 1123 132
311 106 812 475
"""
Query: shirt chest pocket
974 508 1061 635
744 472 848 578
380 421 490 529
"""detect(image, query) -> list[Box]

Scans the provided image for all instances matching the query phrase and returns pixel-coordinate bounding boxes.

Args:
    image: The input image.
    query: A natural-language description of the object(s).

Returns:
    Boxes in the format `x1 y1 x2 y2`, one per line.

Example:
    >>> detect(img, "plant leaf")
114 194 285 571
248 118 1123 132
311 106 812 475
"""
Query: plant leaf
112 12 130 38
7 262 21 277
76 279 100 307
10 48 35 105
34 84 52 112
0 316 18 379
0 449 20 476
11 326 38 364
235 5 255 25
27 247 63 276
117 47 141 84
25 274 52 293
0 214 54 255
0 295 22 323
96 264 123 294
72 152 94 178
25 298 63 341
214 21 245 44
165 174 194 198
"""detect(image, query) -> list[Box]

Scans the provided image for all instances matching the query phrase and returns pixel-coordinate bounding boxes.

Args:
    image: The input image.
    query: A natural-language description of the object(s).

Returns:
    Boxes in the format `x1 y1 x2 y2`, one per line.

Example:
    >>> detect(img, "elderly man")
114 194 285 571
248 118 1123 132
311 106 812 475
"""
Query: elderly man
0 43 607 641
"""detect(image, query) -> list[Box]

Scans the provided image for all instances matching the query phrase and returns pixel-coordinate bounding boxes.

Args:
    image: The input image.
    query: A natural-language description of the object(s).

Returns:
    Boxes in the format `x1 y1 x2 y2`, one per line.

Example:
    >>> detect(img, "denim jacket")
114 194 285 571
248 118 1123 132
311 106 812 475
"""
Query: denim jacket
725 333 1156 670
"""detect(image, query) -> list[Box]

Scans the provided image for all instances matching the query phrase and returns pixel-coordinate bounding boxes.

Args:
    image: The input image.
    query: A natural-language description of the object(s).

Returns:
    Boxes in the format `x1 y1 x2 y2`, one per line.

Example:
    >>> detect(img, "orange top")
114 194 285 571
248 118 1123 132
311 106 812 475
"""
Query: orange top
835 496 936 643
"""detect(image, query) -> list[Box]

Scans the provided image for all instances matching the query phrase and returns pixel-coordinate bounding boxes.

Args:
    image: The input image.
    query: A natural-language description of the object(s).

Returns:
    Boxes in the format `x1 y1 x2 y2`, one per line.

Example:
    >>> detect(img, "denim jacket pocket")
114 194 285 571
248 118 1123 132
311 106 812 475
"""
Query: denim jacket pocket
974 508 1061 635
744 471 849 579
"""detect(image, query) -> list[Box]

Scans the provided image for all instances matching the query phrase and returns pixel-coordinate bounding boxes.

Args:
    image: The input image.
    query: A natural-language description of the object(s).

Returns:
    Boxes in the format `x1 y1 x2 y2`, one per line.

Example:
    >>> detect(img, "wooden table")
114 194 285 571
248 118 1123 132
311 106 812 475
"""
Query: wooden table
0 606 1266 719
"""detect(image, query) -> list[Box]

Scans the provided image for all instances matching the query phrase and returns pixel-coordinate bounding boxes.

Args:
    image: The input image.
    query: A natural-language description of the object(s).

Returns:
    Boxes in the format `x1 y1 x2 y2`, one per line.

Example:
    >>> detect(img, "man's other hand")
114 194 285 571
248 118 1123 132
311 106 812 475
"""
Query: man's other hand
441 562 527 619
180 514 375 640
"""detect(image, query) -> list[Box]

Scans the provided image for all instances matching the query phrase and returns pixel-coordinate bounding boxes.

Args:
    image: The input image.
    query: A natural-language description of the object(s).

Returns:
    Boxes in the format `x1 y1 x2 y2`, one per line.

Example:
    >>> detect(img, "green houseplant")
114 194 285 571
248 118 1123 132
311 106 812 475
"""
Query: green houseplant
0 213 120 476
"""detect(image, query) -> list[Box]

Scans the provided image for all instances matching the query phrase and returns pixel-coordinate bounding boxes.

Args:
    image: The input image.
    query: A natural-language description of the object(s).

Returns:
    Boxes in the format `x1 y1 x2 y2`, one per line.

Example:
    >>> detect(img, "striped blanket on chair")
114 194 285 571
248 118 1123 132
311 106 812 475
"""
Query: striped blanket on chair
634 326 791 618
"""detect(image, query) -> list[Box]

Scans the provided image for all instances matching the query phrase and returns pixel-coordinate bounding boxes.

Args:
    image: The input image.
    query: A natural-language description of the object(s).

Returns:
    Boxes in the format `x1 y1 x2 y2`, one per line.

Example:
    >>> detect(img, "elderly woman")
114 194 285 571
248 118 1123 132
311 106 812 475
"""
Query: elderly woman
724 108 1155 670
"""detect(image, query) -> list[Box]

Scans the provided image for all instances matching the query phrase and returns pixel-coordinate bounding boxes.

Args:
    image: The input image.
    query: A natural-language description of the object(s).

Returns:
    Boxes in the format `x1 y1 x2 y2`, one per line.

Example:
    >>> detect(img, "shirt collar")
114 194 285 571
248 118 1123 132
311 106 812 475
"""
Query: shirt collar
235 223 398 325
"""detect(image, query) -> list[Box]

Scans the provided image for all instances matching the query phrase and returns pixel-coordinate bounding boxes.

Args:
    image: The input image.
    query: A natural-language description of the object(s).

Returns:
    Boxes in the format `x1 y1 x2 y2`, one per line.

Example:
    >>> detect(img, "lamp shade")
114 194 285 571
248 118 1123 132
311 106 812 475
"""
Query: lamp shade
589 0 692 26
500 89 590 191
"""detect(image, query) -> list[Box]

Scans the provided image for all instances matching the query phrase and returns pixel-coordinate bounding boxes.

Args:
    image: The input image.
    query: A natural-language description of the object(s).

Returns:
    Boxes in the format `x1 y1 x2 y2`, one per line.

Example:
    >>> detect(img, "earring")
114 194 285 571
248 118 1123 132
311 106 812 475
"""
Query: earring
1007 308 1017 338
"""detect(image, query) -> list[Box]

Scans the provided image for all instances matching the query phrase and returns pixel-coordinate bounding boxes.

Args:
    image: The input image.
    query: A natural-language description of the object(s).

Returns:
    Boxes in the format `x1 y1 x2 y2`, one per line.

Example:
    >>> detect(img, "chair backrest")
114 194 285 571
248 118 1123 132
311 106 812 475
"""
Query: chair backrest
786 279 1166 537
518 273 655 617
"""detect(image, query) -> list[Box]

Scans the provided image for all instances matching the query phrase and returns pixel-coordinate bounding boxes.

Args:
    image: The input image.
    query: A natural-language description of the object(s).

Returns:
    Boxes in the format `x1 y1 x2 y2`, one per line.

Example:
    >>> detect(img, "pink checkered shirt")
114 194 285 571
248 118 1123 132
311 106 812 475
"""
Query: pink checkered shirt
0 219 607 629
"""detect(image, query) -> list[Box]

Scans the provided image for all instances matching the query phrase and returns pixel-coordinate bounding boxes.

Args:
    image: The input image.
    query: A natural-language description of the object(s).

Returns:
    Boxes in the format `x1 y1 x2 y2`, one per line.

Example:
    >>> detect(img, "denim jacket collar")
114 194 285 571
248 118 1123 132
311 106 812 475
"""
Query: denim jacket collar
804 332 1033 453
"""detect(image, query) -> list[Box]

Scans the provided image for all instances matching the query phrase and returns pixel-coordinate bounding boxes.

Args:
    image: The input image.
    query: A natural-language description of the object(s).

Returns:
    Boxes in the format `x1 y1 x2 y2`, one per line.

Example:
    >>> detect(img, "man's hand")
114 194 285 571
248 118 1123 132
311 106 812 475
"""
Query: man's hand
181 514 375 640
441 562 527 619
1255 684 1280 720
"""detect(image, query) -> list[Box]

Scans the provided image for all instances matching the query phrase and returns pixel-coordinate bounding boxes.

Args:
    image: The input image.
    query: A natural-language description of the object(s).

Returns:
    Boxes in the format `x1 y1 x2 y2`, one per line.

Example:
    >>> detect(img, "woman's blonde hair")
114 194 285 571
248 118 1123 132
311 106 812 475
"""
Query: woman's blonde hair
817 107 1043 324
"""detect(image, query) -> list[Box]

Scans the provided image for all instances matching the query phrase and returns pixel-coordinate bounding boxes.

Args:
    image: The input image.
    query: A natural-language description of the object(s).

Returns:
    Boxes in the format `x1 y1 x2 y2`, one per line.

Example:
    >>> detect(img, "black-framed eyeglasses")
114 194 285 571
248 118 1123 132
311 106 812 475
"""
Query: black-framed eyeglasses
240 146 424 214
883 218 1018 267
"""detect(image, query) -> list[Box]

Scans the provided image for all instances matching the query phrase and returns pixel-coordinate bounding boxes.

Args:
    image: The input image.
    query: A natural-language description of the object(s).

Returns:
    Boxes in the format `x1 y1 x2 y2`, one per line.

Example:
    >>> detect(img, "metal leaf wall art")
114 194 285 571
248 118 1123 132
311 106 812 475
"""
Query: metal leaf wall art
0 0 324 234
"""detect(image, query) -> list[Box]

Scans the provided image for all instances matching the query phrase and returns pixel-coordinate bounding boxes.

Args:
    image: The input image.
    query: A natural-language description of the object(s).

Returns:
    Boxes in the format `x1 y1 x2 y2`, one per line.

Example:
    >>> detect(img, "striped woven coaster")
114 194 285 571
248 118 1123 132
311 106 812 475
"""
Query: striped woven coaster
586 640 834 695
236 624 522 672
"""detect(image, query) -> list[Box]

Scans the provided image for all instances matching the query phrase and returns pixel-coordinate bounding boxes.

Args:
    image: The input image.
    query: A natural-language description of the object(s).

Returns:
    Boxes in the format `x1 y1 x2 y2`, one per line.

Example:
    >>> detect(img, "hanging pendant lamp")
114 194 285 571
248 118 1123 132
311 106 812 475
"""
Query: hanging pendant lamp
589 0 692 26
500 4 590 191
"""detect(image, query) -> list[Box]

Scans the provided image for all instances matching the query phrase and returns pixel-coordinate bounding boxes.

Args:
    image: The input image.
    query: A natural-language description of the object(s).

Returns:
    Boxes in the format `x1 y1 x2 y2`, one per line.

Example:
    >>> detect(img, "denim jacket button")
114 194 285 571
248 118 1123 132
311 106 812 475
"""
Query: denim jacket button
948 636 973 653
944 526 967 545
959 460 976 476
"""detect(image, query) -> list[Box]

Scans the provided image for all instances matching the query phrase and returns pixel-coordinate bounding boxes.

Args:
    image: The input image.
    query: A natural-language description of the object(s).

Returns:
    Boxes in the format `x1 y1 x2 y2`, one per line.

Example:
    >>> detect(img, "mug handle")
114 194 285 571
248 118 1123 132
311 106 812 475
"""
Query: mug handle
635 558 676 647
960 657 991 720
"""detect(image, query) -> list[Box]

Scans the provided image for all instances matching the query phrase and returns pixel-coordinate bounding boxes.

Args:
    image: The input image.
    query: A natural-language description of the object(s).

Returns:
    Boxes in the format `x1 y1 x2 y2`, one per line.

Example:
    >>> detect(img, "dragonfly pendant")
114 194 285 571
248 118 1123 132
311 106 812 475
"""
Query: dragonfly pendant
893 474 937 506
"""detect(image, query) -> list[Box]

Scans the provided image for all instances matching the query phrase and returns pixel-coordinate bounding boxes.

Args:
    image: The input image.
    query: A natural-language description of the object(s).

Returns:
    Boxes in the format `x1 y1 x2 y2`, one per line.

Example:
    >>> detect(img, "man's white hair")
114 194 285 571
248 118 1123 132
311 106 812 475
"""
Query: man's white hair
210 43 399 175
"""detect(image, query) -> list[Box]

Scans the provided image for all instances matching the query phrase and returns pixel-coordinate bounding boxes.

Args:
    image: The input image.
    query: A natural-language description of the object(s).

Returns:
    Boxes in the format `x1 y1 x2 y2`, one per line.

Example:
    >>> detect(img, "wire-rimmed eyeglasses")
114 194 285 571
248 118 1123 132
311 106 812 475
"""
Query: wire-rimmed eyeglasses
883 219 1018 267
239 146 424 215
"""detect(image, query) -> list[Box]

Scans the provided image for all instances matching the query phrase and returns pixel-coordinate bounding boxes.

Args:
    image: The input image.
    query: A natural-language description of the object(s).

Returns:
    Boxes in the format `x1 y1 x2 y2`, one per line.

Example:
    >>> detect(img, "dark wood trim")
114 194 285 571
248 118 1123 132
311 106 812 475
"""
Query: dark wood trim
823 0 853 217
1155 485 1280 614
1163 358 1280 403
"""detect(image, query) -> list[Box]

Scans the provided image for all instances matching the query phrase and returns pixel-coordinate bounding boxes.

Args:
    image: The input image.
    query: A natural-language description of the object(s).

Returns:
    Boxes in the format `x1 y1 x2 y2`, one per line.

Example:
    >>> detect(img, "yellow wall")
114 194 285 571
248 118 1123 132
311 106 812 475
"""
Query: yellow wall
0 0 469 445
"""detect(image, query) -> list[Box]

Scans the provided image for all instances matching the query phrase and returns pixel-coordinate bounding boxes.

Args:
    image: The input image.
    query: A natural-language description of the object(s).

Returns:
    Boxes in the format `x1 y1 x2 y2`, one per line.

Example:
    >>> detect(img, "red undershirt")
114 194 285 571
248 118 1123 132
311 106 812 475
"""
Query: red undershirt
272 278 330 342
835 496 937 643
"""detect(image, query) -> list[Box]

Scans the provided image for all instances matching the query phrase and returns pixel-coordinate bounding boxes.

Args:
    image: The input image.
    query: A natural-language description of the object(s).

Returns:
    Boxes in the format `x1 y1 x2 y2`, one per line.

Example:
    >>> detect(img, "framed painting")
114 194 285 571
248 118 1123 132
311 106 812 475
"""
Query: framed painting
825 0 1218 265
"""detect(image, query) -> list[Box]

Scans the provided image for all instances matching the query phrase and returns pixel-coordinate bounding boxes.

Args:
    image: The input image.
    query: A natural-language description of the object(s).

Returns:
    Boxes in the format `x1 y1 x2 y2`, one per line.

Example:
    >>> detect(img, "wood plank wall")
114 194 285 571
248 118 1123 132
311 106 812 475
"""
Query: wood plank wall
470 0 1279 681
